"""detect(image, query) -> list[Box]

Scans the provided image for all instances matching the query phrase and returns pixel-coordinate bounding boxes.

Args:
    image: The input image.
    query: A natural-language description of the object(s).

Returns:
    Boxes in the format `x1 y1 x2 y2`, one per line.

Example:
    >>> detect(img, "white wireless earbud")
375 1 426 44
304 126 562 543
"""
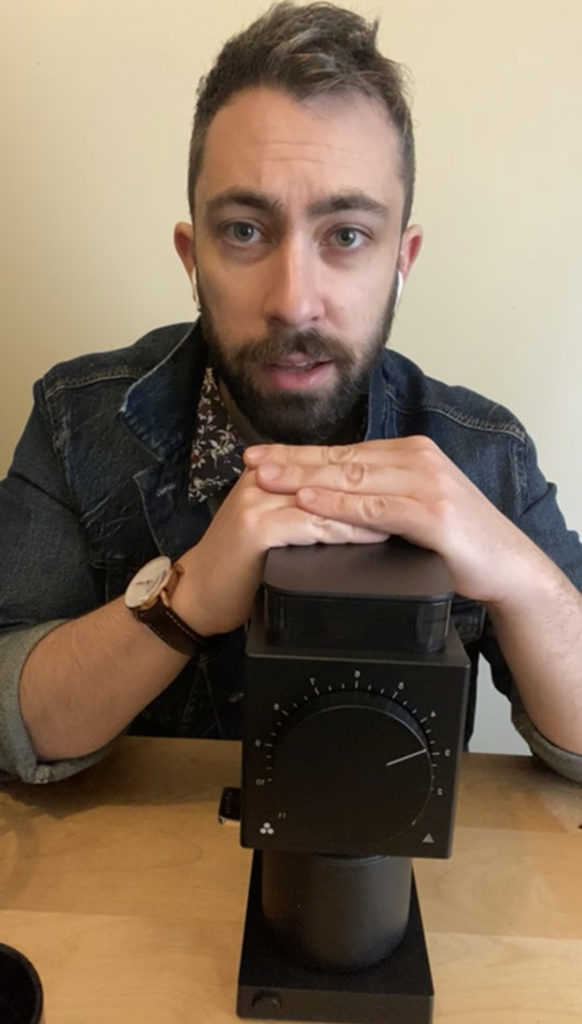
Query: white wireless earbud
191 271 201 312
396 270 404 305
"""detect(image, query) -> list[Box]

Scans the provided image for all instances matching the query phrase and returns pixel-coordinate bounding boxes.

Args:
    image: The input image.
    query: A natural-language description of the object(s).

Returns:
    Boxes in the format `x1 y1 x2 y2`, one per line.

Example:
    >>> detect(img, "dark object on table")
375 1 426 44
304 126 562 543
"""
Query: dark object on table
0 944 43 1024
237 540 470 1023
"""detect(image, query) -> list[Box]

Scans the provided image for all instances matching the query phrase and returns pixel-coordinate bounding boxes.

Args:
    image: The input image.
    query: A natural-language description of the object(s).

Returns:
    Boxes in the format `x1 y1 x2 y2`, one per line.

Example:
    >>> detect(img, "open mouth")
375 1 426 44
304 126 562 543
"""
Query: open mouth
260 359 334 390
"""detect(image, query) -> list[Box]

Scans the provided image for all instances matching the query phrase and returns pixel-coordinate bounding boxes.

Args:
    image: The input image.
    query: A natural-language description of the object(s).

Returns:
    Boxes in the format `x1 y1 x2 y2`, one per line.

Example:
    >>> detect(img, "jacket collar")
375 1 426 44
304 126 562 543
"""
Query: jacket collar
118 322 206 462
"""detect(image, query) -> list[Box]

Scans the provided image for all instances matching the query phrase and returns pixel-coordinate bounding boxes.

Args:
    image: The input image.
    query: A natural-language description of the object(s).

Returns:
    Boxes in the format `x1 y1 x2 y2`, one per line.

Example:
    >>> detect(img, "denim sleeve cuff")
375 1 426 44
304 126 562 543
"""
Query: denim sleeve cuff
511 685 582 783
0 622 113 784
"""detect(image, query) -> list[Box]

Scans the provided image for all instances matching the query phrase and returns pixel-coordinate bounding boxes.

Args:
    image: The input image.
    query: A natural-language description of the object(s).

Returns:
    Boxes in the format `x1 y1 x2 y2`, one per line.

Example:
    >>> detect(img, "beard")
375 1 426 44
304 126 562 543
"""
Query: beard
197 277 399 445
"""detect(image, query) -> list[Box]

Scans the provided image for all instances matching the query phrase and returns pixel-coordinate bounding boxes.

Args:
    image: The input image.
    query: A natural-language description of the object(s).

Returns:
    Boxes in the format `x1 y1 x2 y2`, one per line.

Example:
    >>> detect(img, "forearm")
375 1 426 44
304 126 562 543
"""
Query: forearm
17 468 365 765
486 551 582 754
19 598 188 761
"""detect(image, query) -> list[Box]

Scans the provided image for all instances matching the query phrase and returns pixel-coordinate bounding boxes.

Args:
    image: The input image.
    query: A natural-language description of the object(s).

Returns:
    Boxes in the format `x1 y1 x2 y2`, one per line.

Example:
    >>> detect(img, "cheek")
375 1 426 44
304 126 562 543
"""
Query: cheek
200 260 265 331
332 270 390 331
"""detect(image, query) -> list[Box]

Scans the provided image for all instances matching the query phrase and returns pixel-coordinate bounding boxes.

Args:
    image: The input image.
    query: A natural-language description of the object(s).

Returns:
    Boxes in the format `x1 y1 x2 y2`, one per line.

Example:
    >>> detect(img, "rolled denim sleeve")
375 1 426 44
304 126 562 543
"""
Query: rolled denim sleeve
0 382 106 782
0 622 112 783
510 685 582 782
481 432 582 782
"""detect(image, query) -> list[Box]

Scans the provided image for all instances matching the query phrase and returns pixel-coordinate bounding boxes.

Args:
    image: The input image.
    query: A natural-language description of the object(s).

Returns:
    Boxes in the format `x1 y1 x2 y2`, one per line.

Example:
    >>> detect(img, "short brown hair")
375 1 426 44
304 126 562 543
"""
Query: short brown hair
188 2 416 228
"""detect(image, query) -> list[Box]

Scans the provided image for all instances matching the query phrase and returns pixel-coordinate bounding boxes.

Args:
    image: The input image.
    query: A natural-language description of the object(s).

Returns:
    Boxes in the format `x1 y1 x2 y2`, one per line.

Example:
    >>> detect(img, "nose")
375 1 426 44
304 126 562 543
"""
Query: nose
262 237 325 330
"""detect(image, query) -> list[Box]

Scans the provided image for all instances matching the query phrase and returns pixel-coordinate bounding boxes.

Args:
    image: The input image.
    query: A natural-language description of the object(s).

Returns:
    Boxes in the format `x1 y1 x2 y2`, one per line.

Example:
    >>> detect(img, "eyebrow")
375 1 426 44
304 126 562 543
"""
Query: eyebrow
307 192 389 219
205 189 284 218
204 188 389 220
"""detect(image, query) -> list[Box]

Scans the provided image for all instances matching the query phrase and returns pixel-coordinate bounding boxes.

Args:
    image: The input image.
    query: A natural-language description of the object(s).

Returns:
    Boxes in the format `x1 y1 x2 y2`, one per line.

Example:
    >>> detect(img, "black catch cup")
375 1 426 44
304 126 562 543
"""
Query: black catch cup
0 944 43 1024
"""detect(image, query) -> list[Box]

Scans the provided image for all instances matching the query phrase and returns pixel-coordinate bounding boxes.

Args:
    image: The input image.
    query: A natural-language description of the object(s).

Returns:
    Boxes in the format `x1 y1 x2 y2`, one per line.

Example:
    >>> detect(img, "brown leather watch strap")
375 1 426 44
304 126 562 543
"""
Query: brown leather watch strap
137 600 212 657
135 561 216 658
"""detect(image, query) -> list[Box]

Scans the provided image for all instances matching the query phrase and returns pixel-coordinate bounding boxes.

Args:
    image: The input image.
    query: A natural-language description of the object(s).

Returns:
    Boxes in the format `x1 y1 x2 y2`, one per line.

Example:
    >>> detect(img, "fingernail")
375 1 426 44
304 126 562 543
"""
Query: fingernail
298 488 317 502
258 462 282 481
245 445 268 463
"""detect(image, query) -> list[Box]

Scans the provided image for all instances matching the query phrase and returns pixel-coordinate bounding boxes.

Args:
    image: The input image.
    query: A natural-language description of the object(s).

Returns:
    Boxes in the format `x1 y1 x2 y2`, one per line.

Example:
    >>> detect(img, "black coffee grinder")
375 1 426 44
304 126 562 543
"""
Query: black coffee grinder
237 540 470 1023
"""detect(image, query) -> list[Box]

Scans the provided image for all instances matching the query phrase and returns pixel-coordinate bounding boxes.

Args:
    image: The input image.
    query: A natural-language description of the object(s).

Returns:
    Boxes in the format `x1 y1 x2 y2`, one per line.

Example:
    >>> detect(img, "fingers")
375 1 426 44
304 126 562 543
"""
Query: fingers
206 469 388 551
244 440 462 548
245 437 448 497
254 458 424 497
295 487 428 545
243 441 437 544
260 503 389 547
185 465 390 637
242 440 533 606
244 436 434 470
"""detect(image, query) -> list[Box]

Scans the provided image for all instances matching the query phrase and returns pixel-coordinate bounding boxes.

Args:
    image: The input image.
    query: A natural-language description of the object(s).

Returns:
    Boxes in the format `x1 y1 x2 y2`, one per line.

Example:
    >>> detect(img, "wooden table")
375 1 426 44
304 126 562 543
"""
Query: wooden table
1 739 580 1023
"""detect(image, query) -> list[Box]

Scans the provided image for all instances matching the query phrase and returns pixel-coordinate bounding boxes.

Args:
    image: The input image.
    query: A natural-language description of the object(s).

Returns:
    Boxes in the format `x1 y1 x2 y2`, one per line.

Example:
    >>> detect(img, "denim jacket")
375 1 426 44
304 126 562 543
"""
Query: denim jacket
1 321 581 783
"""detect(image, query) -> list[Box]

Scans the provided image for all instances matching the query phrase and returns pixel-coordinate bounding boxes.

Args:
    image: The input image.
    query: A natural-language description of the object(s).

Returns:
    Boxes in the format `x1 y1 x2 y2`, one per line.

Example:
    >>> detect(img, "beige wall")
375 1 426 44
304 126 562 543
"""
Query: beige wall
2 1 581 752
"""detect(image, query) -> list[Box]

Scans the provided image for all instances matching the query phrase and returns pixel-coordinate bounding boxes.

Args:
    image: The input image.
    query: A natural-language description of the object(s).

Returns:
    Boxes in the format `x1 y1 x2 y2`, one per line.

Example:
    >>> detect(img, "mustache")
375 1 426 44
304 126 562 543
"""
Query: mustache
227 329 356 369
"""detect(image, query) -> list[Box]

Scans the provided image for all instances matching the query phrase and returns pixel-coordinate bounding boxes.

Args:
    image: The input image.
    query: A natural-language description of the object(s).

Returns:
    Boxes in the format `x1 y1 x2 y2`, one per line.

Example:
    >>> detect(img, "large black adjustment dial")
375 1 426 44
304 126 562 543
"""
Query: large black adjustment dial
270 690 433 850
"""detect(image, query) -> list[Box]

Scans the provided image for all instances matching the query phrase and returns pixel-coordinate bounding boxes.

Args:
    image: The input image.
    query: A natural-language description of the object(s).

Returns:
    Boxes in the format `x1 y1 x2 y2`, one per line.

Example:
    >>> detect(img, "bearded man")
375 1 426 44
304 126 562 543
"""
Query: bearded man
1 2 581 783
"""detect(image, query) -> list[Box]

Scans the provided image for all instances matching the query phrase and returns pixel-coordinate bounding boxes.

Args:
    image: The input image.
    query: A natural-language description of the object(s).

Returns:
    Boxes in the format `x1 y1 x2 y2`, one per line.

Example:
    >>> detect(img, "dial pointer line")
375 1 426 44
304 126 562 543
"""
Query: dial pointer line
385 749 425 769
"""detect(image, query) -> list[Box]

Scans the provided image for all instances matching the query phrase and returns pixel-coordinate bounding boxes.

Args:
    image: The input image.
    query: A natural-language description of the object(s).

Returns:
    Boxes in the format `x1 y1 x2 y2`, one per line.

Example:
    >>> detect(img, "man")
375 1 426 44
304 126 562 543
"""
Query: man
0 1 581 784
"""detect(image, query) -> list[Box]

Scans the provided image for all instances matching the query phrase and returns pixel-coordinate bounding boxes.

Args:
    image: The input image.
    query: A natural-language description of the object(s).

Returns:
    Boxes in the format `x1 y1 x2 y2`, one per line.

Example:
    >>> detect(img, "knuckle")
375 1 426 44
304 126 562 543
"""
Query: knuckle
344 460 366 487
308 514 334 543
238 490 271 531
311 514 331 530
408 435 441 465
424 460 451 502
327 444 358 464
362 495 387 522
238 478 258 504
410 434 437 453
238 505 259 533
432 495 455 526
419 445 445 476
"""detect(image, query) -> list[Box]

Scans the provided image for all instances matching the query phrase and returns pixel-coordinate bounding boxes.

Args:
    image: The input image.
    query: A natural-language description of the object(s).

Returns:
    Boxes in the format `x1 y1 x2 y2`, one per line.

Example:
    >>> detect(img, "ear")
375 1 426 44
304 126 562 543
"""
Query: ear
173 221 196 278
397 224 423 282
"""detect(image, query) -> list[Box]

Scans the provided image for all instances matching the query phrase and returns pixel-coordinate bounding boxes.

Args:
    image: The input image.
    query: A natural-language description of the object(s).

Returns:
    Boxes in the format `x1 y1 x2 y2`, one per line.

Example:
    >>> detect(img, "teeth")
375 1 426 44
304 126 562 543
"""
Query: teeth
278 362 315 370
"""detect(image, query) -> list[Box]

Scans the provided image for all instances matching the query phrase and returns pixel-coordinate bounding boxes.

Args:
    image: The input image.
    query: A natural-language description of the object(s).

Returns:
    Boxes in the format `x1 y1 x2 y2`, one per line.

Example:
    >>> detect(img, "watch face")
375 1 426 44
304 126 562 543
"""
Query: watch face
125 555 172 610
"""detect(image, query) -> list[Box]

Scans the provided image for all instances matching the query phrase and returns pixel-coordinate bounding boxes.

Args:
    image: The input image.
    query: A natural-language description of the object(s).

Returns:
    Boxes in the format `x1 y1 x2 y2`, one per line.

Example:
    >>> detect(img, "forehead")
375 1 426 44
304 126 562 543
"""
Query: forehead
194 87 404 216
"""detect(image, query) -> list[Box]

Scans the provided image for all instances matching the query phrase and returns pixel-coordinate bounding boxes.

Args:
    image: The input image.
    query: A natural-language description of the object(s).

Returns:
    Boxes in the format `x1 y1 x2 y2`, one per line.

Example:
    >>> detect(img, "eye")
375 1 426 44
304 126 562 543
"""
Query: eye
224 221 262 244
331 226 367 249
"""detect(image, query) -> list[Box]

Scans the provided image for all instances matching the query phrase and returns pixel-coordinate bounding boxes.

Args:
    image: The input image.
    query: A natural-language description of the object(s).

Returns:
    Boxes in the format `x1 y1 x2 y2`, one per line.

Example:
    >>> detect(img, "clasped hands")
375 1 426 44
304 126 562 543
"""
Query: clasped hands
245 436 538 606
183 436 540 637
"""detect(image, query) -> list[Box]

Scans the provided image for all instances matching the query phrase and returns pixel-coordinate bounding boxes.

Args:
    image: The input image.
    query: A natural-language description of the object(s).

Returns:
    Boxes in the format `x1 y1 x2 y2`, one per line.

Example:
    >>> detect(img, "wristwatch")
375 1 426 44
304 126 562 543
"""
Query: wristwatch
124 555 211 657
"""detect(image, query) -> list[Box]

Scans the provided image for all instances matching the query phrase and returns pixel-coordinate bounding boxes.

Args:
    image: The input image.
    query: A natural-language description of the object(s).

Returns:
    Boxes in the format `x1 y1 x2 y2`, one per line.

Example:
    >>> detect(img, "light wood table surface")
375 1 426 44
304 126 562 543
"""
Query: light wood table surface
1 738 581 1023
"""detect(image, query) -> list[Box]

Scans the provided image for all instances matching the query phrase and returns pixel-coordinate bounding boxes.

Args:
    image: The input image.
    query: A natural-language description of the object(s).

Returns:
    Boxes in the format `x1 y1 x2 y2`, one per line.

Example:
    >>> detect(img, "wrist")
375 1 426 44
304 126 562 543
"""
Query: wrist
124 555 218 656
485 544 566 618
170 560 217 638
